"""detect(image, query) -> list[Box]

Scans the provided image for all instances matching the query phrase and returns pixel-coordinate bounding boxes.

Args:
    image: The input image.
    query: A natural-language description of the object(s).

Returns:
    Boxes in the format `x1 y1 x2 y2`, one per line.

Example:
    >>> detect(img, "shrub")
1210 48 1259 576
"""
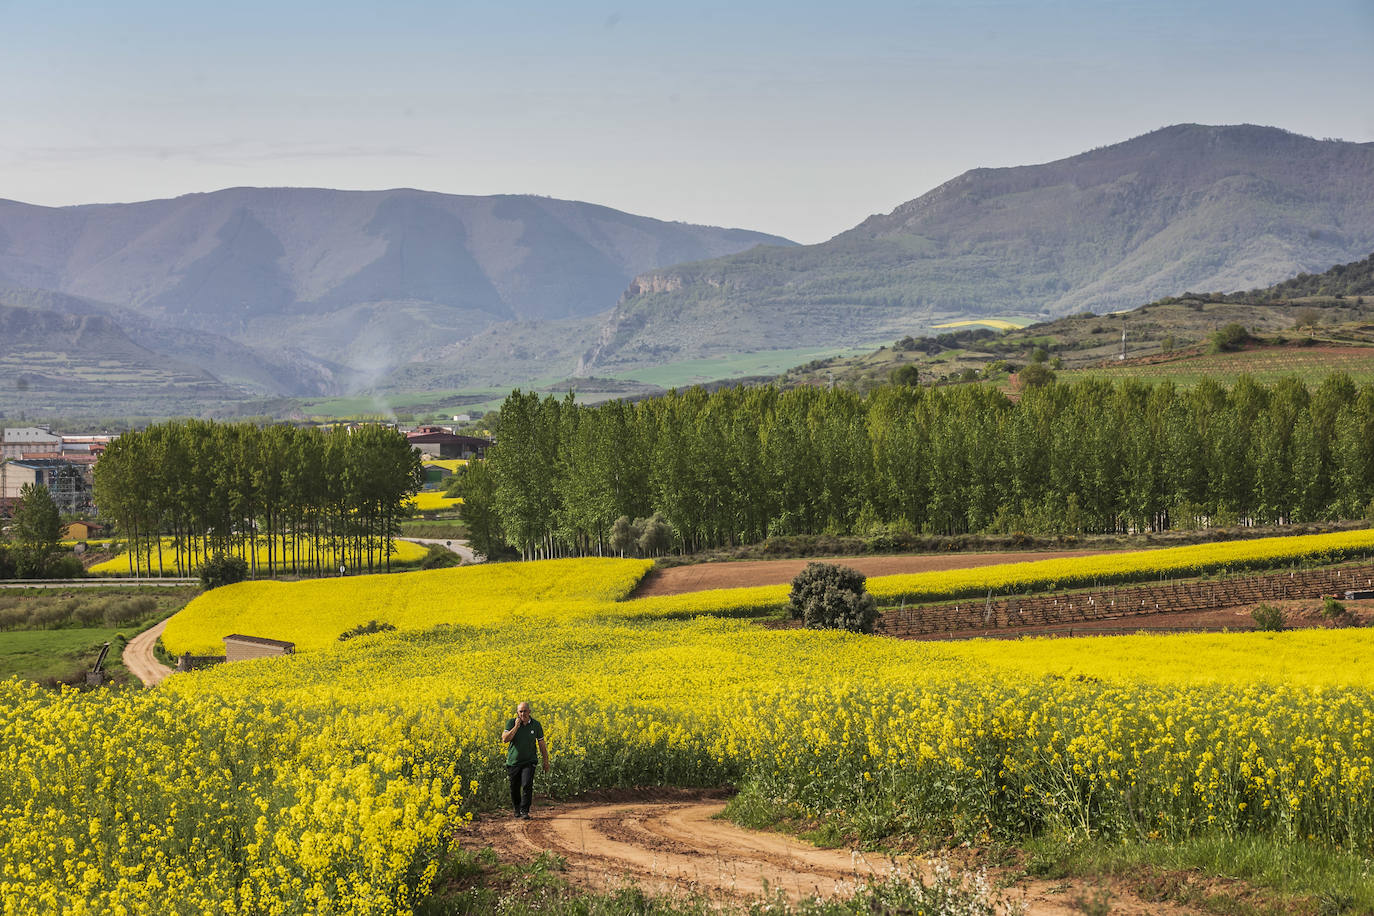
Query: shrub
1252 603 1286 632
200 554 249 590
338 620 398 642
1209 323 1250 353
1321 595 1361 628
789 562 878 634
44 555 85 580
417 544 462 569
1018 362 1056 389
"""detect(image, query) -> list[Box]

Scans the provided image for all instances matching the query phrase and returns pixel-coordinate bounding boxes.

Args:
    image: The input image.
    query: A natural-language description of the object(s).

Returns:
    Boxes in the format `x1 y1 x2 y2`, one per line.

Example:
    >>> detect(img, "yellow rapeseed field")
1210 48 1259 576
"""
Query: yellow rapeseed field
867 527 1374 603
409 492 463 512
161 557 653 654
88 537 430 577
8 529 1374 914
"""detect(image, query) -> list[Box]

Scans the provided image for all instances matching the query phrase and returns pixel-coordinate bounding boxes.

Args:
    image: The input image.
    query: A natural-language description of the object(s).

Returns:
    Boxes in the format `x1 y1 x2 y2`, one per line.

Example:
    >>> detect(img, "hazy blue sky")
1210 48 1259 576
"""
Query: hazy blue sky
4 0 1372 243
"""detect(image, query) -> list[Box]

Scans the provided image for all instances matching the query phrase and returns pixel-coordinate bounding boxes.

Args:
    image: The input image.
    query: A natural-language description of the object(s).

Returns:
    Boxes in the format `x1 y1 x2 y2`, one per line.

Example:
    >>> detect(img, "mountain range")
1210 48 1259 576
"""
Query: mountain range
0 190 792 413
580 124 1374 372
3 123 1373 418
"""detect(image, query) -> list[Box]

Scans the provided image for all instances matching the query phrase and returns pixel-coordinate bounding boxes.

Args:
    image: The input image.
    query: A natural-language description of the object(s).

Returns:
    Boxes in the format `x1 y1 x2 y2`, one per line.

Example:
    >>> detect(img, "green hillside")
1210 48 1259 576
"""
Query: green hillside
784 250 1374 392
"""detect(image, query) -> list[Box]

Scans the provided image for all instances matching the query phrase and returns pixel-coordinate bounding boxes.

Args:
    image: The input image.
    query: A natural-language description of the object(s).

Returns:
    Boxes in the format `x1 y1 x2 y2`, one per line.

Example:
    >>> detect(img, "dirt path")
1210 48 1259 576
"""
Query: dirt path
123 618 174 687
464 792 1208 915
399 537 482 564
634 550 1117 597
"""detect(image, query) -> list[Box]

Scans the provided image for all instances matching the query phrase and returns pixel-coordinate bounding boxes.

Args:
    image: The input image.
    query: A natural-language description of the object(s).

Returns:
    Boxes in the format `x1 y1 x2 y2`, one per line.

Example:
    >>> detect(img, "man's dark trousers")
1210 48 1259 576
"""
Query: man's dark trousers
508 762 535 814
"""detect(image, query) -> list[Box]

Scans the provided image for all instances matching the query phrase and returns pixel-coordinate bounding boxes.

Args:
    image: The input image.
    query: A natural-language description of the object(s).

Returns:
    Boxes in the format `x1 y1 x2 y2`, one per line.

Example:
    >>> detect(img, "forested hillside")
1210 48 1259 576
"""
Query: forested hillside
1225 251 1374 301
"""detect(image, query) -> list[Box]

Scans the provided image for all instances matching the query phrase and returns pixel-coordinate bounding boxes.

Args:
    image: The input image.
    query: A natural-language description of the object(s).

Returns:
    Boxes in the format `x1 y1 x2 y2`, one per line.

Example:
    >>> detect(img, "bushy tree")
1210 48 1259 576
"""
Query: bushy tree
610 515 640 557
637 512 673 557
788 562 877 633
200 554 249 590
1209 323 1250 353
1251 603 1286 632
889 364 920 387
453 461 505 560
1018 362 1056 389
13 483 62 578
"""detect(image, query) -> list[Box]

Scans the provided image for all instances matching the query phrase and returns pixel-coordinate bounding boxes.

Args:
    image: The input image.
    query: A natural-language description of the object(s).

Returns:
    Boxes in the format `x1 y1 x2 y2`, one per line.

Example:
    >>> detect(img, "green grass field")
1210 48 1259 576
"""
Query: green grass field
0 586 197 684
604 346 875 388
295 387 508 420
0 627 130 684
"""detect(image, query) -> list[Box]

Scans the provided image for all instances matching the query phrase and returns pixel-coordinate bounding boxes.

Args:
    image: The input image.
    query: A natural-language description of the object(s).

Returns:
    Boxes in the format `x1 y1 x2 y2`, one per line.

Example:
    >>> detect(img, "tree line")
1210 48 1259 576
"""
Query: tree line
93 421 422 576
458 375 1374 559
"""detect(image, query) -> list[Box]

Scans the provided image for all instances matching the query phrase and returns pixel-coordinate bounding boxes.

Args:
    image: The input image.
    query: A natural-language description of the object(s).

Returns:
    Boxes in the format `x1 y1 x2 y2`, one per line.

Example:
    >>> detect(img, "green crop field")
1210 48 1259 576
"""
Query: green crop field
1065 344 1374 387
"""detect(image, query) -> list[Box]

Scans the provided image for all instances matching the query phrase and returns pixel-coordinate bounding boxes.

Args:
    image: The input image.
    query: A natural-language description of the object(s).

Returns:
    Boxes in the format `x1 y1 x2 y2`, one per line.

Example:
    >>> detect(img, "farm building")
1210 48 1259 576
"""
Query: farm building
1 427 61 459
223 634 296 662
62 521 106 540
406 428 491 460
421 458 468 486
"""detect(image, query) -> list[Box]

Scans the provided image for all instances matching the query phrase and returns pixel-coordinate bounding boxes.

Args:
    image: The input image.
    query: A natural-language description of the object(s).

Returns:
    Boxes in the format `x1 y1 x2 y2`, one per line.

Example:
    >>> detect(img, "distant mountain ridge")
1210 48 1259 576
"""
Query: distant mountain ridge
0 187 795 398
582 124 1374 372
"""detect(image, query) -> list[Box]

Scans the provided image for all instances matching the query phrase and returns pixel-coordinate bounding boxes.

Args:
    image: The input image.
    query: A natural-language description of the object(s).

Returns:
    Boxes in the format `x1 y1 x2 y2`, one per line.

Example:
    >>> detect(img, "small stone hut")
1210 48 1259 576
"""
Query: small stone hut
223 634 296 662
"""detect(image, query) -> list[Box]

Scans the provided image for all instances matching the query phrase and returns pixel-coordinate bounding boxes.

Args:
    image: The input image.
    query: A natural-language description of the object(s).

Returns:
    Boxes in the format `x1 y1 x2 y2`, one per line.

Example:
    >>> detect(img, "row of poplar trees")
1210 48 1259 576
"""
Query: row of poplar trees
476 374 1374 559
93 421 422 576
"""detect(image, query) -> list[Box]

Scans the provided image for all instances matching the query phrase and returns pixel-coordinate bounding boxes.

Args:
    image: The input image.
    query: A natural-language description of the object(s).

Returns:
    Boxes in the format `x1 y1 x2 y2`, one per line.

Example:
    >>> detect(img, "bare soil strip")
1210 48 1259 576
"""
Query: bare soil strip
633 551 1116 597
463 792 1209 915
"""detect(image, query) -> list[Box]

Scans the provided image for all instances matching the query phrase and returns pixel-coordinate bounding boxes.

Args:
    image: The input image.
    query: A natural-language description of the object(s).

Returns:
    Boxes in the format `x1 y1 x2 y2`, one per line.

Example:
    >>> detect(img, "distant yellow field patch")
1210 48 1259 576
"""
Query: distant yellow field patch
932 318 1021 331
410 492 464 512
423 458 469 472
88 537 429 576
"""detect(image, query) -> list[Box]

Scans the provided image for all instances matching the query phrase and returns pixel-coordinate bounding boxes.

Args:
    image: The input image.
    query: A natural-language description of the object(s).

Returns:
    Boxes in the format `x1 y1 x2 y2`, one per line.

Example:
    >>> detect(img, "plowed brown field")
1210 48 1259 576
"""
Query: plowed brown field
633 550 1115 597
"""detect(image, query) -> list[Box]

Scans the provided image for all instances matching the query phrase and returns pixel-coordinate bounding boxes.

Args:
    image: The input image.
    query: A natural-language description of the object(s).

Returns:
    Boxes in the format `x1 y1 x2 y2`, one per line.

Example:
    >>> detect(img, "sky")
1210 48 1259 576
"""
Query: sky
3 0 1373 244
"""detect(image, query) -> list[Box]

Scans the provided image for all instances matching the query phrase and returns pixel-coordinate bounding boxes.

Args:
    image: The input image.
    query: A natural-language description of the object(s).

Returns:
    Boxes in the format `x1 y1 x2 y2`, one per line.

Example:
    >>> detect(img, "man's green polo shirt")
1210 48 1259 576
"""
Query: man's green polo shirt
505 717 544 766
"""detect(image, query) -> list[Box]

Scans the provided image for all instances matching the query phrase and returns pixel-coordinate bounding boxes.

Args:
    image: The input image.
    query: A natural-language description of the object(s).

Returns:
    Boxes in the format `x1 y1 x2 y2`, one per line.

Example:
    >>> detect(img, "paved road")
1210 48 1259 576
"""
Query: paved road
124 618 175 688
0 578 198 588
398 538 482 564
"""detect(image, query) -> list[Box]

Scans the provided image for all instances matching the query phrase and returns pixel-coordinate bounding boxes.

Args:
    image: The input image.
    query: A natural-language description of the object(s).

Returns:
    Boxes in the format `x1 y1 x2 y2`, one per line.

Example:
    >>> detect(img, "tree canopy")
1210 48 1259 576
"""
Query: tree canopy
93 421 422 576
481 373 1374 558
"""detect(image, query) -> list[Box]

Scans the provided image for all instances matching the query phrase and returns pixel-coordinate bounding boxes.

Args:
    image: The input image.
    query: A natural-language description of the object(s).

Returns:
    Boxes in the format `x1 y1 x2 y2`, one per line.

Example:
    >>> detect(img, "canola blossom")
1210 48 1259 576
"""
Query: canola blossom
161 528 1374 655
630 527 1374 609
8 539 1374 914
421 459 468 473
867 527 1374 602
408 492 463 513
88 537 430 577
162 557 653 654
0 680 465 916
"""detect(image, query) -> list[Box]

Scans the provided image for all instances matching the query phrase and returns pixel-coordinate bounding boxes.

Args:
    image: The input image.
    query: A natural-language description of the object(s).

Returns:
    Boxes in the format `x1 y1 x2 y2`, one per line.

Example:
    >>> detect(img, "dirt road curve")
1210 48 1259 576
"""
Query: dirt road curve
465 793 1207 915
124 618 174 687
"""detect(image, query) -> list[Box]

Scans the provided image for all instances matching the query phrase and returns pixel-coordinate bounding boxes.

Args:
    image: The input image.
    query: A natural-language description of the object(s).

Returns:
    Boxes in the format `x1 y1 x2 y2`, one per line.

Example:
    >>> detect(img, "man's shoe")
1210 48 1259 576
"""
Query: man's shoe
520 809 530 819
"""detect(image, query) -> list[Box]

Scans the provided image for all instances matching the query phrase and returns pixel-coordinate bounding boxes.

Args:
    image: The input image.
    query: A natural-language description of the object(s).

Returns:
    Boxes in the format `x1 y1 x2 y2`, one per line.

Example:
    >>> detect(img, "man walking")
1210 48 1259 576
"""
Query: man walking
501 700 549 819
